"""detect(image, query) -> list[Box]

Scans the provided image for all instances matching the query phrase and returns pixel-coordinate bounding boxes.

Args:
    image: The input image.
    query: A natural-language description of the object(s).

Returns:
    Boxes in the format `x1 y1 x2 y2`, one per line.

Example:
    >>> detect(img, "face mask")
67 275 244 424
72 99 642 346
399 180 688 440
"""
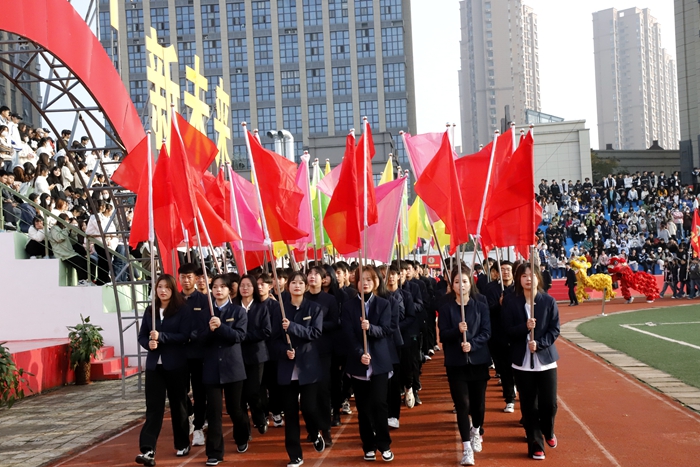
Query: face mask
102 194 109 200
1 131 7 138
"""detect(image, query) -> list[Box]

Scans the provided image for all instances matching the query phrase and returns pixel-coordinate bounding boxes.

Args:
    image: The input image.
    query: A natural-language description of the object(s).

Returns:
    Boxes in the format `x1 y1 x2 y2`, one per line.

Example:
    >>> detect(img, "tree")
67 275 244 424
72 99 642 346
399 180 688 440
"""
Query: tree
591 150 619 180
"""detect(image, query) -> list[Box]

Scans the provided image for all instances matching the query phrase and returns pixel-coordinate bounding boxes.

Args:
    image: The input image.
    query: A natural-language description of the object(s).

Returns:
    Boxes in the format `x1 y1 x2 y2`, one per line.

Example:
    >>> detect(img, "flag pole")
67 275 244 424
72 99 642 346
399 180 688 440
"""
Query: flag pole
243 122 291 348
456 243 469 353
191 218 216 316
355 122 368 356
226 163 247 274
183 223 192 263
471 130 500 270
302 152 317 266
146 130 156 332
196 210 222 274
387 177 407 265
495 247 505 293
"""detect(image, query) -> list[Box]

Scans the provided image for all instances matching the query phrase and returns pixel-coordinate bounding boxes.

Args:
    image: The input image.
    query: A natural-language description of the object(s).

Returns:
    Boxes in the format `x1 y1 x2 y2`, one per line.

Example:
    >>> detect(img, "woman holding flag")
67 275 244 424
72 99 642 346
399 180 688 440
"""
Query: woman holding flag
502 263 560 461
438 268 491 466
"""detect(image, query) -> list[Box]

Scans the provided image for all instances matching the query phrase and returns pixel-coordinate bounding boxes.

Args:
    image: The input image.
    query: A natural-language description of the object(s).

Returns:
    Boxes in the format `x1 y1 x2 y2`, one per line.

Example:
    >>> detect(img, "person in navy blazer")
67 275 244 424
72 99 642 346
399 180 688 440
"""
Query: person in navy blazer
342 266 395 462
135 274 191 467
438 268 492 466
199 274 248 466
502 262 561 461
235 274 272 439
269 271 325 467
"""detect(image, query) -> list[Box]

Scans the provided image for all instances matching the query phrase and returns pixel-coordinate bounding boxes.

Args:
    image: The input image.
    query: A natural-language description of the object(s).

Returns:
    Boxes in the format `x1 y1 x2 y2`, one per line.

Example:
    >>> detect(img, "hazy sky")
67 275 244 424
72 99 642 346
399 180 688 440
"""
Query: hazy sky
411 0 676 150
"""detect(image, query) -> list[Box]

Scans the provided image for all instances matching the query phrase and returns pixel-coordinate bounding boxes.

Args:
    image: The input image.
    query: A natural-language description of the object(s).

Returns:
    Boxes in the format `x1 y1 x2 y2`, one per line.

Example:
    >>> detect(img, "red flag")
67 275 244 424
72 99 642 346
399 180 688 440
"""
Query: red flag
481 132 540 250
691 209 700 258
169 115 199 227
151 145 184 254
247 131 307 242
414 132 469 254
111 134 149 192
323 127 379 255
202 170 226 219
187 187 241 245
175 112 218 180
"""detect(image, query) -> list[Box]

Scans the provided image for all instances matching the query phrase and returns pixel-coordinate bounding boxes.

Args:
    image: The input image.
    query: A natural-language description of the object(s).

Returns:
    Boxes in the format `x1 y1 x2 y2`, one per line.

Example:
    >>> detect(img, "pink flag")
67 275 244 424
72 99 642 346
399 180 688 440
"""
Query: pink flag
294 155 314 249
229 169 267 251
317 162 343 197
403 132 446 179
347 177 406 264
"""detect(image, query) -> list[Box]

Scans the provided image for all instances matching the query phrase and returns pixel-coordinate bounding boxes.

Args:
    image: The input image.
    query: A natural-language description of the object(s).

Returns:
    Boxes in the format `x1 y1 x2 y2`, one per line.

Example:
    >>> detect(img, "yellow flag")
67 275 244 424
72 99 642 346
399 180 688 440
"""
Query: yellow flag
273 241 289 259
408 197 432 250
432 219 451 251
324 159 331 176
109 0 119 31
379 157 393 185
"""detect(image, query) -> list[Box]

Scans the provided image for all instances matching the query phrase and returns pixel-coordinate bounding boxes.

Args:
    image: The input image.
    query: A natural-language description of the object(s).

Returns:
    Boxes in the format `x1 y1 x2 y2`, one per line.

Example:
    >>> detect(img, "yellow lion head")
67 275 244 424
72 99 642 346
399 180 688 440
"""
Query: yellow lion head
570 255 591 272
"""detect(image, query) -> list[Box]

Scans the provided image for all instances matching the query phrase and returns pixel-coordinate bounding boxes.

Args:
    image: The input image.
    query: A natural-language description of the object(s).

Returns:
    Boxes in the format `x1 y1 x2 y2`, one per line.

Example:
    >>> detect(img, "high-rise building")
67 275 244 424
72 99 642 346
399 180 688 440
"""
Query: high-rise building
458 0 540 153
0 32 42 127
98 0 416 171
593 7 679 151
675 0 700 170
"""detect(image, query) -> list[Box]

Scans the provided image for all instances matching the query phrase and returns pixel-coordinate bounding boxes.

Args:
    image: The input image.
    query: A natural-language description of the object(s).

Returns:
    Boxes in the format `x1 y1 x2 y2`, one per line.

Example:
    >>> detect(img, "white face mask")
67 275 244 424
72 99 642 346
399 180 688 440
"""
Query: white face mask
1 131 8 138
102 194 109 200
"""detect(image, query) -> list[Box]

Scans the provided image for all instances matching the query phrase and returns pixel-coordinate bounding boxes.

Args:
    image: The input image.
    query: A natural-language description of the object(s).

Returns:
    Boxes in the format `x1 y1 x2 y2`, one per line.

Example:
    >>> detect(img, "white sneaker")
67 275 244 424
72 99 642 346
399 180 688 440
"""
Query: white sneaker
404 388 415 409
273 414 284 427
460 446 475 465
470 428 482 453
192 429 205 446
341 400 353 414
504 402 515 413
387 417 399 429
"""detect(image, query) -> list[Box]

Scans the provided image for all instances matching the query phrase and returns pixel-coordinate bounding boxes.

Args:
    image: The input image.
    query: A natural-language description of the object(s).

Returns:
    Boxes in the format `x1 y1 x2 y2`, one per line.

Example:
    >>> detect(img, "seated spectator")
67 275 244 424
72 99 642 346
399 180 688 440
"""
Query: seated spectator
1 169 22 230
26 216 50 258
49 213 91 286
17 193 39 233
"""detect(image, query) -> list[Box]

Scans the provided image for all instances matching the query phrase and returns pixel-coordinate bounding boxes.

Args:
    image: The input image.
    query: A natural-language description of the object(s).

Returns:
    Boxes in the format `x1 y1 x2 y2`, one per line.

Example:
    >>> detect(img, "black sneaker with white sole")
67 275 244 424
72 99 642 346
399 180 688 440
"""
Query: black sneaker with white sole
135 451 156 466
313 433 326 452
205 458 221 466
175 445 190 457
381 450 394 462
287 458 304 467
364 451 376 461
237 442 249 453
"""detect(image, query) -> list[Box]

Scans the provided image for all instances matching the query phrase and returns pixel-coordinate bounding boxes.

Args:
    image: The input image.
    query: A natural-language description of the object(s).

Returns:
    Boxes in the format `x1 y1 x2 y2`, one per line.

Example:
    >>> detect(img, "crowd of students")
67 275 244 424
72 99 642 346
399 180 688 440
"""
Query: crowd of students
135 257 560 467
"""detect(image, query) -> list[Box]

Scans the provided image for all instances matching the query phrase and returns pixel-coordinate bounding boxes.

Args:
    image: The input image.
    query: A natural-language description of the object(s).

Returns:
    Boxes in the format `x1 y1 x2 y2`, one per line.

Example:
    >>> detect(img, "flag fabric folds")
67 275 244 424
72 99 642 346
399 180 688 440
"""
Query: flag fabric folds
293 155 315 250
111 134 149 192
379 157 394 185
246 130 307 243
691 209 700 258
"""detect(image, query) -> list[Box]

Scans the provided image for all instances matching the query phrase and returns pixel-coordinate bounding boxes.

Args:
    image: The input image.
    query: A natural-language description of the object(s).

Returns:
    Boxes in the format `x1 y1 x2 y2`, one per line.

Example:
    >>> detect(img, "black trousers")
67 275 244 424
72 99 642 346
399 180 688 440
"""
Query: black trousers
261 359 283 417
205 381 247 460
400 337 420 390
186 358 207 430
139 365 190 453
330 354 347 415
282 381 321 461
25 239 47 257
488 340 516 404
513 368 558 455
241 362 266 432
353 373 391 453
422 311 437 354
568 286 578 304
446 366 488 442
315 354 332 434
387 360 402 419
93 244 111 285
65 255 89 281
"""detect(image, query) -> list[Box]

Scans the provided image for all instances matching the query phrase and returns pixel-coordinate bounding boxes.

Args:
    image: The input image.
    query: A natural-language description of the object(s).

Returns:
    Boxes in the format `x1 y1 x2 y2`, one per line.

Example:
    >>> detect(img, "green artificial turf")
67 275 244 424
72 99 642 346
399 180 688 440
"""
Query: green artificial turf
578 305 700 389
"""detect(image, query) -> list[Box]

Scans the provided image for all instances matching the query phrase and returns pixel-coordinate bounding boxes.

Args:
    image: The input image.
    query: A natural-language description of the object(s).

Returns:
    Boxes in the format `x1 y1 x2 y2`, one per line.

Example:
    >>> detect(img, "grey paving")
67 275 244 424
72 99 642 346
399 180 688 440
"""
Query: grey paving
0 377 145 467
562 315 700 414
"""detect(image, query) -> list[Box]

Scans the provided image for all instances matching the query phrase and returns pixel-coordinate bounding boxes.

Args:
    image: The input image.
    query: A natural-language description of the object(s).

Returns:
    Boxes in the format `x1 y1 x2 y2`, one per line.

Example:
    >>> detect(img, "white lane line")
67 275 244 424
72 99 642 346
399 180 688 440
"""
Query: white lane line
560 339 700 423
558 395 622 467
51 422 142 467
627 321 700 326
312 414 352 467
619 324 700 350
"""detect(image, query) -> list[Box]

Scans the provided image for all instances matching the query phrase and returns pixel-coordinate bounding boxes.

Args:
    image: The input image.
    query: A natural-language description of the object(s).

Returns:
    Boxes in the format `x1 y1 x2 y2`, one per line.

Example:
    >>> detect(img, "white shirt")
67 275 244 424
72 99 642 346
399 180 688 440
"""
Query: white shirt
157 308 164 364
512 303 557 372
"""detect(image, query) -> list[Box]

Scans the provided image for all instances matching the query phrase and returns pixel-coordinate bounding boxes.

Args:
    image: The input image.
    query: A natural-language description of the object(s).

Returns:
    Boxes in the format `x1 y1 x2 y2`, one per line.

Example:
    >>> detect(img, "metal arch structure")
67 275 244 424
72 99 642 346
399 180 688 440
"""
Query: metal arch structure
0 0 150 396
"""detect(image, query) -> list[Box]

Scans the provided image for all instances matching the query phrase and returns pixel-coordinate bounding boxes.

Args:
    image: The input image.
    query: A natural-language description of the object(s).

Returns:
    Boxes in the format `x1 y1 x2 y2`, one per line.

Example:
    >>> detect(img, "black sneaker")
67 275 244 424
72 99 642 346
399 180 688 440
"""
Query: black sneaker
322 429 333 447
258 421 268 435
237 442 248 453
381 450 394 462
364 451 376 461
287 458 304 467
332 413 341 427
313 433 326 452
205 458 220 466
175 445 190 457
135 451 155 466
414 393 422 405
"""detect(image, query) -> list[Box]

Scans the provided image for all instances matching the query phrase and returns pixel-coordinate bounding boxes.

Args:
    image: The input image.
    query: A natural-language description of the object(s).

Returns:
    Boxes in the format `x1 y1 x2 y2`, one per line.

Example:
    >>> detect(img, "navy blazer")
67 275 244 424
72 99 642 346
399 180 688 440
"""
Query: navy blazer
438 298 491 367
305 290 340 357
395 288 416 344
386 291 404 364
484 281 515 344
200 301 247 385
342 294 393 377
401 281 425 337
183 290 211 359
240 299 271 365
270 298 323 386
502 292 560 367
138 305 190 371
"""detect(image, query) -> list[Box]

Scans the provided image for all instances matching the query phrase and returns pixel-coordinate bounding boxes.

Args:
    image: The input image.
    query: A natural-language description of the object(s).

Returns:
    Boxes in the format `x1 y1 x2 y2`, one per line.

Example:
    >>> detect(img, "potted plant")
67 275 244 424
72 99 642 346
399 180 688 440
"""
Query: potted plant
67 315 104 385
0 342 32 408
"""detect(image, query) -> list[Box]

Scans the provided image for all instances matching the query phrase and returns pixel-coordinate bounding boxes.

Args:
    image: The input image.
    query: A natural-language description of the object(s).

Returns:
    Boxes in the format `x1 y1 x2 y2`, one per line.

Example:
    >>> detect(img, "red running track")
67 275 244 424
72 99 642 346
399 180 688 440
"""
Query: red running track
47 298 700 467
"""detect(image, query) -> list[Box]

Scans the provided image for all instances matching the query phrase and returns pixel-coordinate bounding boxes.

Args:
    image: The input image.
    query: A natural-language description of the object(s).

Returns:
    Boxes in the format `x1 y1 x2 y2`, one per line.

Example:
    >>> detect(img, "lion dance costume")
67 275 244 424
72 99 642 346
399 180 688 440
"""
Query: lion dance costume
570 255 615 303
607 256 660 303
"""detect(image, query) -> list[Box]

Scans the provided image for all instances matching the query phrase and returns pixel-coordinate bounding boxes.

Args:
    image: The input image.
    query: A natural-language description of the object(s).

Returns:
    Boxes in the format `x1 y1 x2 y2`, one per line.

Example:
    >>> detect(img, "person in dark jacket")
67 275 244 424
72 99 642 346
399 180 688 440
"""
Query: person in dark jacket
270 271 325 467
540 263 552 292
135 274 191 467
502 263 561 461
257 273 284 428
564 262 578 306
438 268 491 466
200 274 248 465
235 274 271 439
398 260 425 408
305 266 341 445
342 266 395 462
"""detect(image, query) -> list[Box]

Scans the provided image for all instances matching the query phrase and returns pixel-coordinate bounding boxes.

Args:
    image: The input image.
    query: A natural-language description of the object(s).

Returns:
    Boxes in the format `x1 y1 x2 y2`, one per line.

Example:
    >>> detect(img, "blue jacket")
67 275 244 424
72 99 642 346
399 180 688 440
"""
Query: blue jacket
401 281 425 337
342 294 393 377
200 301 247 385
394 288 416 345
241 299 271 365
502 292 560 367
438 298 491 367
484 281 515 344
386 290 405 364
305 290 340 357
138 305 190 371
270 298 323 386
183 290 211 359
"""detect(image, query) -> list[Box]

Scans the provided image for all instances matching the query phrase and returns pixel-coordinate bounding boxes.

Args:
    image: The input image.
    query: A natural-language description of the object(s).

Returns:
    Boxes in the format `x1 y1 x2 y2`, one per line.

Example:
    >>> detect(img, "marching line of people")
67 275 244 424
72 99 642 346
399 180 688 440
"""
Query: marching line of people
136 257 560 467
